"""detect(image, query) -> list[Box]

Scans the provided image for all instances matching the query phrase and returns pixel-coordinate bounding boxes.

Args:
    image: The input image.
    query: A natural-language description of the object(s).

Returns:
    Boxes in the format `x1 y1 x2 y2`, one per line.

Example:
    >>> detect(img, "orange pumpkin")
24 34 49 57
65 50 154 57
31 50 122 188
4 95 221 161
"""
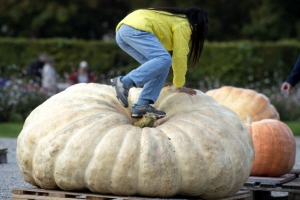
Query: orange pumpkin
246 119 296 177
206 86 279 123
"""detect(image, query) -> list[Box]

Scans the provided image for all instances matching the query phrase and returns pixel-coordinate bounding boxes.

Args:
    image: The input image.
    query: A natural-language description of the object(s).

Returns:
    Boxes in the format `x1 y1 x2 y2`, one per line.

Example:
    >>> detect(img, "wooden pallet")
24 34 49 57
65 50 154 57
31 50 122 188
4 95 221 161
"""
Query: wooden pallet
11 188 251 200
242 173 300 199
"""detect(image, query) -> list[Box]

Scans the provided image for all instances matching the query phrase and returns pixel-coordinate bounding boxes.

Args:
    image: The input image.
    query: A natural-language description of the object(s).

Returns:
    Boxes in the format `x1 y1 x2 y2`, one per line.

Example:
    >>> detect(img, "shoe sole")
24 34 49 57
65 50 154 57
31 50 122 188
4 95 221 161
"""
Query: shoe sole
131 113 166 119
111 78 128 108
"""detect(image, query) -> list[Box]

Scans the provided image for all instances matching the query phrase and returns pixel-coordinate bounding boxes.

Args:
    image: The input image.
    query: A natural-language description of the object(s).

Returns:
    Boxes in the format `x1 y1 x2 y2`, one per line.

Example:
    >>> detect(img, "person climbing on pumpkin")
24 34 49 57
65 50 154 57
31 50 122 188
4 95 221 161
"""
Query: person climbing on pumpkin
111 6 209 118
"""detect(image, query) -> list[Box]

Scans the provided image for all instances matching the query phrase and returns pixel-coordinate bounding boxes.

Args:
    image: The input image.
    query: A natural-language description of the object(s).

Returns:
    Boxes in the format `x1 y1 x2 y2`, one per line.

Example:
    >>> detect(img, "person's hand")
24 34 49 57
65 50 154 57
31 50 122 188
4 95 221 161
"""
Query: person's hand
281 82 292 93
176 87 197 95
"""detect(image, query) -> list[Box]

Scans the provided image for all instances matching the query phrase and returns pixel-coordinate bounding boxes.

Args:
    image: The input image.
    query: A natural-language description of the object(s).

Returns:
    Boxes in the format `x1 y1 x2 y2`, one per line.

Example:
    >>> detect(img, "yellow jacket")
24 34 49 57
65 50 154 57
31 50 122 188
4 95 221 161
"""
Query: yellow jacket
116 9 191 88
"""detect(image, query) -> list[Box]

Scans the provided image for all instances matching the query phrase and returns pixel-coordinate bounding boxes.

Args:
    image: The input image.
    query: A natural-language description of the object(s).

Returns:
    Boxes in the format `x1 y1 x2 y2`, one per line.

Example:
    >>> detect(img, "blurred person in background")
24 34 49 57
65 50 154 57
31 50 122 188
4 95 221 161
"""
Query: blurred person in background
69 61 97 85
281 54 300 93
27 52 47 85
42 57 58 95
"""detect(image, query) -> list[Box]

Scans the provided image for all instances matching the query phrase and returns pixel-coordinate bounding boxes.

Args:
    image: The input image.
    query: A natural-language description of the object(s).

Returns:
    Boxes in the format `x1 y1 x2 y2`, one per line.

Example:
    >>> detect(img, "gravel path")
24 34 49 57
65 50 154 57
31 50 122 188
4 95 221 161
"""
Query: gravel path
1 137 300 200
0 138 35 200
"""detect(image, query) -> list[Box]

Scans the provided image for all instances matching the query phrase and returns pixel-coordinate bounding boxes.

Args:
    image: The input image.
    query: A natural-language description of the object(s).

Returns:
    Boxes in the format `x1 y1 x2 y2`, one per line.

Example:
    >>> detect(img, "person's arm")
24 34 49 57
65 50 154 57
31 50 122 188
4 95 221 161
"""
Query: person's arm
172 24 196 95
286 54 300 86
281 54 300 93
172 25 189 89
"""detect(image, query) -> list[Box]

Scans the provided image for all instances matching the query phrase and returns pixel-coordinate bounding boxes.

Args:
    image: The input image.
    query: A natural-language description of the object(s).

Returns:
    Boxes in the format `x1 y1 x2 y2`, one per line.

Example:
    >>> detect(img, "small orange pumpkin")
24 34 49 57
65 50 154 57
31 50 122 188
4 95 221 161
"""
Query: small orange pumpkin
246 119 296 177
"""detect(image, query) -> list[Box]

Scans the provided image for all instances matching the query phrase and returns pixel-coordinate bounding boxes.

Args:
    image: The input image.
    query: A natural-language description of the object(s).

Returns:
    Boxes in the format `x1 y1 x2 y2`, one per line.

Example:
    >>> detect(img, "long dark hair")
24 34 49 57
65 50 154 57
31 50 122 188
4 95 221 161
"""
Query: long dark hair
148 7 209 68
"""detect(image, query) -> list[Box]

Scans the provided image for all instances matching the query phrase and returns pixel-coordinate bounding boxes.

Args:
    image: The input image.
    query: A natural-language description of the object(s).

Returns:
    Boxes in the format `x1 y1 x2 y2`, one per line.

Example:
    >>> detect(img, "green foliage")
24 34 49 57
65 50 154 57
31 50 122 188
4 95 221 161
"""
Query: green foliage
0 0 300 41
1 38 299 90
0 38 300 121
284 121 300 136
187 40 300 90
0 122 23 138
242 0 300 40
0 0 130 39
0 79 49 122
0 38 137 83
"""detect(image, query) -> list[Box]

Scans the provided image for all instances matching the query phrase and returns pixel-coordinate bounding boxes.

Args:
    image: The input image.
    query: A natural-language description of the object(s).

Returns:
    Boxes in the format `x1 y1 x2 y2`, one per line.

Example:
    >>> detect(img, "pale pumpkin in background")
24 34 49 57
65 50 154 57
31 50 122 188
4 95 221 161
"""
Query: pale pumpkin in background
17 83 254 199
246 119 296 177
206 86 279 123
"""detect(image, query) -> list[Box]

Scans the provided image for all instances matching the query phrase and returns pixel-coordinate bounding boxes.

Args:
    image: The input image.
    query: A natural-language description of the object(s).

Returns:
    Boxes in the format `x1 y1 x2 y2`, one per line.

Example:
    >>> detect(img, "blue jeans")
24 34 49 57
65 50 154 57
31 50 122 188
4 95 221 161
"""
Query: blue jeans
116 24 172 104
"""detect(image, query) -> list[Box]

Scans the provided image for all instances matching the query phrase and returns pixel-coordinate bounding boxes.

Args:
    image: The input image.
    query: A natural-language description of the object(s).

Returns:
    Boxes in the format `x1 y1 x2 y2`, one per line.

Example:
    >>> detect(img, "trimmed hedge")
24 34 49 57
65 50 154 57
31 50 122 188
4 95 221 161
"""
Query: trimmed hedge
0 37 300 121
1 38 299 89
0 38 135 81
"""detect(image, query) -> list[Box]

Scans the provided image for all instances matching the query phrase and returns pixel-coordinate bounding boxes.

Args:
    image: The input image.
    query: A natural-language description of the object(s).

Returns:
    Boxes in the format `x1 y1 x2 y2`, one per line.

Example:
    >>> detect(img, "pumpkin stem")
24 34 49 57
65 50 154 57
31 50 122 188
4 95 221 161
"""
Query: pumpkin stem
133 113 159 128
246 116 252 124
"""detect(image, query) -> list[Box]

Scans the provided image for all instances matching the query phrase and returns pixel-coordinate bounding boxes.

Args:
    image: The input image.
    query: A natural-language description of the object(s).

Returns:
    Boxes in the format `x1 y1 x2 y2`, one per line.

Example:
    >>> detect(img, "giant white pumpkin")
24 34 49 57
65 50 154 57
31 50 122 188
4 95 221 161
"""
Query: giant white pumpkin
17 83 254 199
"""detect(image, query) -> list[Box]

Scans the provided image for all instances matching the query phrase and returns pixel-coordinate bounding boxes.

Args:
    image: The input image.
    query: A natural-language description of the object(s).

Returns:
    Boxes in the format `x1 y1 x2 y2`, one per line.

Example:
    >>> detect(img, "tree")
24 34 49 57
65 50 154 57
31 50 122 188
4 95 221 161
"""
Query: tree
0 0 130 39
242 0 300 40
0 0 300 41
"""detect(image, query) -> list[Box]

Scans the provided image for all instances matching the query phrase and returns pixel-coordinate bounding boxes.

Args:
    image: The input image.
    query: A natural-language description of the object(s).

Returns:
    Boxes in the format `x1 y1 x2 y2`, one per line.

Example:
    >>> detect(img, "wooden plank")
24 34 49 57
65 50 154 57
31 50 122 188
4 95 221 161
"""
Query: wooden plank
12 188 117 199
288 192 300 199
282 178 300 190
12 194 79 200
243 181 257 187
242 185 300 194
246 174 296 185
290 168 300 178
259 183 277 188
221 190 251 200
11 188 251 200
0 148 8 152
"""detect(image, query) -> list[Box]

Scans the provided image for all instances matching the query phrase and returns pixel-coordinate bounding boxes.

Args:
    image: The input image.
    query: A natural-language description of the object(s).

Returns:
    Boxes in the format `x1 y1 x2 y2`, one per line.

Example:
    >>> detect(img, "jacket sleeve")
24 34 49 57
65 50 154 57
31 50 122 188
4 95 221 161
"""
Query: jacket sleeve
171 24 191 88
286 54 300 86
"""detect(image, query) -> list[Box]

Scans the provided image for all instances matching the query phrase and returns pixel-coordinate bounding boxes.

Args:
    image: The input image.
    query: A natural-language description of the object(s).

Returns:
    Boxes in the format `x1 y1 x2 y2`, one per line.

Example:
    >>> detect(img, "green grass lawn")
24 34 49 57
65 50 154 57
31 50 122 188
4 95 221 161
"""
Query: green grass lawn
0 122 24 138
284 121 300 136
0 121 299 138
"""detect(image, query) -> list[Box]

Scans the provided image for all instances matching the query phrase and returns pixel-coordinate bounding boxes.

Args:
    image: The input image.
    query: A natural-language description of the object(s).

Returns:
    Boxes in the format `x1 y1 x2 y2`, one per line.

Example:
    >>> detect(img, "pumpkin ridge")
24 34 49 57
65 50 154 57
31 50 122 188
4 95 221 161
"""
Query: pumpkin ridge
81 120 131 189
154 126 182 194
56 113 129 190
163 116 243 196
18 109 102 187
109 126 142 195
251 122 269 175
83 125 130 187
218 86 236 105
155 92 184 112
136 127 179 197
41 115 116 189
282 124 296 172
157 123 203 195
248 96 275 121
266 120 294 176
267 120 285 176
265 121 282 175
85 125 129 193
